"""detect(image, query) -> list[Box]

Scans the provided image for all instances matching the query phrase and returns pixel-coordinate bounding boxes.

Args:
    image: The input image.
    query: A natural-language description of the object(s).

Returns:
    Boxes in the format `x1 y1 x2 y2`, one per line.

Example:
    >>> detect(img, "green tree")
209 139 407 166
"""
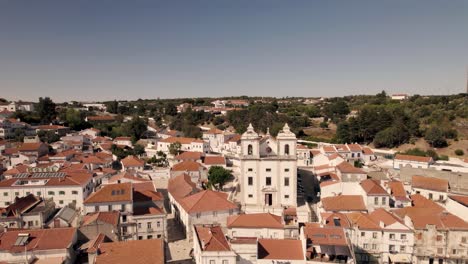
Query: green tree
36 97 57 124
207 166 232 190
133 144 146 156
168 142 182 155
455 149 464 156
64 108 90 130
37 130 60 143
106 100 119 114
425 127 448 148
165 103 178 116
123 116 147 142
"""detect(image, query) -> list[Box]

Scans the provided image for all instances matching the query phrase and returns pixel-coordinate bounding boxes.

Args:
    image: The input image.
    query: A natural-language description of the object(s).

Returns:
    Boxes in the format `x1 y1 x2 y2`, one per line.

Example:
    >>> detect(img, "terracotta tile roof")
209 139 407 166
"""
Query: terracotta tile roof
393 207 468 230
204 156 226 165
410 194 445 211
395 154 432 163
96 239 164 264
171 160 205 172
369 208 405 227
320 180 340 188
321 195 367 212
86 233 107 254
175 151 202 161
121 155 145 167
226 134 241 143
194 225 231 251
0 228 76 253
412 175 449 192
0 172 93 188
227 213 283 229
160 136 199 145
79 155 105 165
345 212 381 230
108 172 150 183
37 125 67 130
3 164 29 175
386 180 409 201
133 206 165 216
82 211 120 226
114 136 131 141
87 115 115 121
360 179 388 195
322 146 336 153
347 144 362 152
133 189 164 203
303 225 348 246
362 147 374 155
448 195 468 207
168 174 198 200
336 162 366 174
2 194 41 217
328 153 344 161
84 183 132 204
334 144 349 152
323 213 352 228
18 142 46 152
257 239 304 260
179 190 237 213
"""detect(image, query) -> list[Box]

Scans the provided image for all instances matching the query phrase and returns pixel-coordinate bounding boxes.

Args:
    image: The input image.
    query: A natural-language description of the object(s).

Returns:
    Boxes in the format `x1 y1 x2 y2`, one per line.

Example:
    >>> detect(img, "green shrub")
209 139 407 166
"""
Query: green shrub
455 149 464 156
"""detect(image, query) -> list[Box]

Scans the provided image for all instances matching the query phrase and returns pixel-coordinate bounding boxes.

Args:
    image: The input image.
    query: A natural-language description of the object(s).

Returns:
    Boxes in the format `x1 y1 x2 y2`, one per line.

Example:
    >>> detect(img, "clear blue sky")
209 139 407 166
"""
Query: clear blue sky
1 0 467 102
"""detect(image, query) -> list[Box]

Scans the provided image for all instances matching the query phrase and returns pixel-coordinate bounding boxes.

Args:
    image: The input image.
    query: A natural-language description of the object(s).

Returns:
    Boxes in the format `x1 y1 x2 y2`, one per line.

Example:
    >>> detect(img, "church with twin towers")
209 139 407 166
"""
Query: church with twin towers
239 123 298 215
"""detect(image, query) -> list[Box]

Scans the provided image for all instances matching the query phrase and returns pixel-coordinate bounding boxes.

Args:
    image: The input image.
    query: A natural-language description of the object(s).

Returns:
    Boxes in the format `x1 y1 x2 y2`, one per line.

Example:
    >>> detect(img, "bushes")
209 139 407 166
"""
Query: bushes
455 149 464 156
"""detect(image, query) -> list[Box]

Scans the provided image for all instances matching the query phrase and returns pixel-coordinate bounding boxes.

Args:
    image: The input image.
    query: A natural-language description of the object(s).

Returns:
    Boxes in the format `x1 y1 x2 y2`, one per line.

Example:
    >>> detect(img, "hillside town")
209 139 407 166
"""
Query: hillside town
0 98 467 264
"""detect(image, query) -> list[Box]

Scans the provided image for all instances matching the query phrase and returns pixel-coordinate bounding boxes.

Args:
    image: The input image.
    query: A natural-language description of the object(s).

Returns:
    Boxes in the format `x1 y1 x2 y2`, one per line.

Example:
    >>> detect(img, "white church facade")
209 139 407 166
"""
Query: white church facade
240 123 298 215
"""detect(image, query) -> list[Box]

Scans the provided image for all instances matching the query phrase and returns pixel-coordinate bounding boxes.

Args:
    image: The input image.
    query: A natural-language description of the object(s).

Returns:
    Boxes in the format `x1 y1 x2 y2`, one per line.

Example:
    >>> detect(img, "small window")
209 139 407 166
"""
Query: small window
37 191 41 196
361 232 365 237
429 193 433 200
284 195 289 199
400 245 406 252
213 211 217 217
72 191 78 195
248 168 253 172
266 168 271 172
147 235 152 239
284 168 289 172
284 144 290 155
157 221 160 227
121 204 125 211
266 177 271 186
389 245 395 251
3 192 7 196
452 249 457 255
382 197 386 205
59 200 64 204
248 194 253 198
108 205 112 211
138 236 143 240
373 232 378 239
147 222 152 228
247 144 253 155
138 223 142 228
374 197 379 205
389 233 395 239
59 191 65 195
363 243 369 249
196 213 201 218
462 237 467 243
437 248 443 254
436 235 443 241
48 191 55 195
401 234 407 240
248 177 253 186
284 177 290 186
14 192 19 196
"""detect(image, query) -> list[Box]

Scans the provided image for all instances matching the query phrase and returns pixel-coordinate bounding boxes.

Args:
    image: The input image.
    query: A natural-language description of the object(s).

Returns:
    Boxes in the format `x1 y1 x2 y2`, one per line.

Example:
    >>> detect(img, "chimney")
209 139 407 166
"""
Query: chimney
379 221 385 228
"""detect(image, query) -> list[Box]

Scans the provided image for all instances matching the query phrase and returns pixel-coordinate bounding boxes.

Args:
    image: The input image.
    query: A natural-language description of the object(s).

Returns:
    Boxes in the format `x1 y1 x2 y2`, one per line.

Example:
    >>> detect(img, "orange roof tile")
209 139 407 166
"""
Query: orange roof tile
171 160 205 172
345 212 381 230
303 225 348 246
82 211 120 226
386 180 409 201
448 195 468 207
227 213 283 229
412 175 449 192
321 195 367 212
257 239 304 260
194 225 231 251
84 183 132 204
121 155 145 167
0 228 76 253
179 190 237 213
395 154 432 163
96 239 164 264
360 179 388 195
336 162 366 174
175 151 203 161
369 208 405 227
204 156 226 165
168 174 198 200
160 136 199 145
